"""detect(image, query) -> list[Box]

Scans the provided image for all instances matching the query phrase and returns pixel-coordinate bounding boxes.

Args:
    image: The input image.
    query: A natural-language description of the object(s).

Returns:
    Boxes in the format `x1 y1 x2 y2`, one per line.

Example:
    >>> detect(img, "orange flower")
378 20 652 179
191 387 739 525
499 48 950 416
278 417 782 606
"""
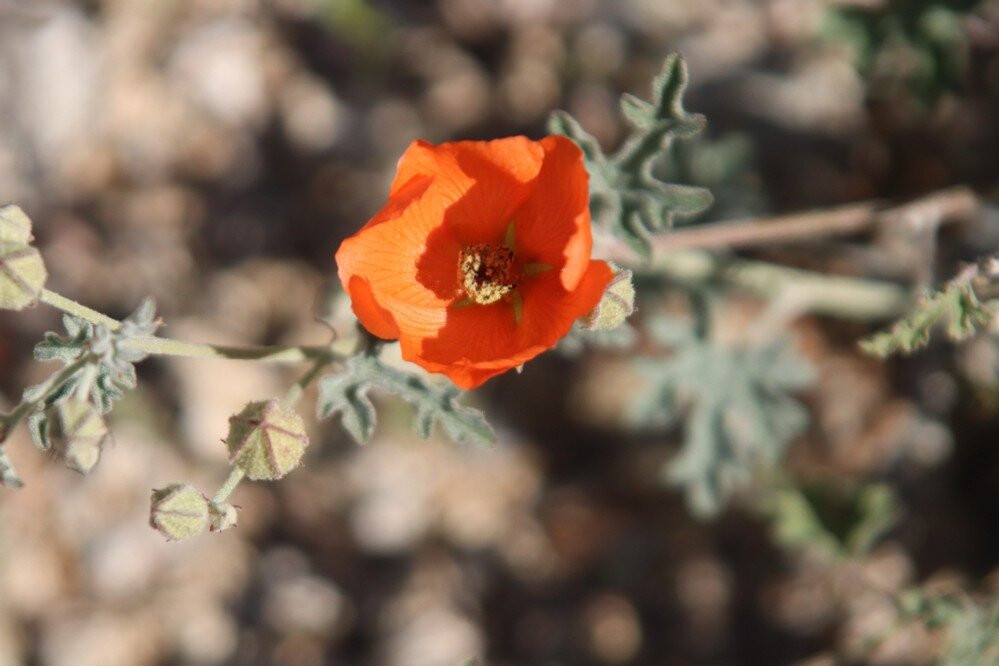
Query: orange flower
335 136 613 389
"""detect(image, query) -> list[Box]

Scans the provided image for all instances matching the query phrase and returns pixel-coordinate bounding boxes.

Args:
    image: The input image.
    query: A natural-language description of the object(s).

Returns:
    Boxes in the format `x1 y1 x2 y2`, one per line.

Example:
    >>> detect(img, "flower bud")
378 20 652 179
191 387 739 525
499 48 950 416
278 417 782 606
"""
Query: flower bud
209 501 238 533
581 266 635 331
0 241 47 311
0 205 34 245
225 400 309 481
150 484 210 541
46 399 108 474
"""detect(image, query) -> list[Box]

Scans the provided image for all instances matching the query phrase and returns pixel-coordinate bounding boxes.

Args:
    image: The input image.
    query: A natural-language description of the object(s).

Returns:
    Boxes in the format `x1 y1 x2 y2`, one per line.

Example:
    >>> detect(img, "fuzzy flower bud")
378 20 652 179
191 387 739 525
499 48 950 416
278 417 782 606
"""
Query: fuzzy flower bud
209 501 238 533
0 205 34 245
47 399 109 474
225 400 309 481
0 237 47 312
150 484 210 541
580 266 635 331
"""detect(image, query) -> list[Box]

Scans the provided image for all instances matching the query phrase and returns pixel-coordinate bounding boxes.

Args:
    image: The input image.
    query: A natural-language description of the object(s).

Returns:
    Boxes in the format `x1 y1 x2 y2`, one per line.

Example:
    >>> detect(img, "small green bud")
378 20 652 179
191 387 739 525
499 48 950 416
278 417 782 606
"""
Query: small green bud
150 483 210 541
208 501 238 533
225 400 309 481
0 241 47 311
47 399 109 474
581 266 635 331
0 205 34 244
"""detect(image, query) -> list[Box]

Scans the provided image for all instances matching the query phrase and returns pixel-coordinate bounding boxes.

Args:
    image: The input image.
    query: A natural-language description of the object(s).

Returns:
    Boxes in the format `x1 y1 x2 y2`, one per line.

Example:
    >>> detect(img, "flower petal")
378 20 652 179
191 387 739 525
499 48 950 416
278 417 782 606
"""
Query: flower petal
513 135 593 290
516 259 614 350
335 172 456 339
394 138 545 245
405 259 614 389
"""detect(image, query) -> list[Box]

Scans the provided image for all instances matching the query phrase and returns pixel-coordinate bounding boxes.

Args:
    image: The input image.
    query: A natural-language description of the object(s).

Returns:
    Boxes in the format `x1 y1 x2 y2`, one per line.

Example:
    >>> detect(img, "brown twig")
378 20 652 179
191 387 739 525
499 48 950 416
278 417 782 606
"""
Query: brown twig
597 187 983 321
648 186 980 252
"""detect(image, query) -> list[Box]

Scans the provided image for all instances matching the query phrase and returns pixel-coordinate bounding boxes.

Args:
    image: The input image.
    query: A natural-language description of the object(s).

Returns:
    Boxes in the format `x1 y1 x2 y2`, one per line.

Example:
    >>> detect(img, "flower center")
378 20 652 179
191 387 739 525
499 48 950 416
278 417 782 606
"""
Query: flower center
458 243 518 305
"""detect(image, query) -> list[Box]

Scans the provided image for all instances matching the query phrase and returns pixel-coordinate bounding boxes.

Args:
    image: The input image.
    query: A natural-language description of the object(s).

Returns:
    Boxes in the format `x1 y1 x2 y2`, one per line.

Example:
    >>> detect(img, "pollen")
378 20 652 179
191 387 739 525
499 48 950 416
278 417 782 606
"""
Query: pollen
458 243 519 305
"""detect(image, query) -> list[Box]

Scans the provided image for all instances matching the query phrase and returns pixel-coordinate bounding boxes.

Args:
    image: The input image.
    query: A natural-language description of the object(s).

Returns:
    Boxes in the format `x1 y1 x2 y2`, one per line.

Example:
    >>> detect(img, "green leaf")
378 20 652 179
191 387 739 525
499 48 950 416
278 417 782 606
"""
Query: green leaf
32 299 160 415
549 53 713 257
316 364 378 442
633 331 814 517
317 354 495 446
861 266 992 358
765 482 900 558
27 411 50 451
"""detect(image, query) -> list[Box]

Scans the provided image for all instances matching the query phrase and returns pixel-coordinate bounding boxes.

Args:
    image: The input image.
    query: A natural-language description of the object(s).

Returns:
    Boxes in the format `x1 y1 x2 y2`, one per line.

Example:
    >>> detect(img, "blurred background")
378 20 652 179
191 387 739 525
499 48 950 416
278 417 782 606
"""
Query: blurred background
1 0 998 664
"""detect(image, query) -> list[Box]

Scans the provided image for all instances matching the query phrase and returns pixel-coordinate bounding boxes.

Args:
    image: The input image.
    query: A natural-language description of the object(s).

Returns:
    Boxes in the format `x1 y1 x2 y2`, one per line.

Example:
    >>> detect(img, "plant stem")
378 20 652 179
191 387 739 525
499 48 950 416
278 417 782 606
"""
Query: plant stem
281 354 338 409
628 249 910 321
212 467 245 506
650 186 978 252
122 336 338 363
0 356 90 443
209 354 336 505
39 289 122 330
39 288 347 363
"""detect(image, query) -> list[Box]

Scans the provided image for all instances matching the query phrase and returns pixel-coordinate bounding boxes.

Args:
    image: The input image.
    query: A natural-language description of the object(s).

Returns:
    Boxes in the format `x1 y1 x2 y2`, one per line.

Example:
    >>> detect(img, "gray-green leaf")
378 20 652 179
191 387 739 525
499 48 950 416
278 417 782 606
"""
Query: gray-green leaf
317 354 495 446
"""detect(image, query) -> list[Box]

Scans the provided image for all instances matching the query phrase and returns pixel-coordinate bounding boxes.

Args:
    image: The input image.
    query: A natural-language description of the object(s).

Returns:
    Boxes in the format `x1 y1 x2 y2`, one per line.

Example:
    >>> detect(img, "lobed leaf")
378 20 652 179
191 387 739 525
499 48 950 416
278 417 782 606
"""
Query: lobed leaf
549 53 713 257
317 354 495 446
632 333 814 517
861 266 993 358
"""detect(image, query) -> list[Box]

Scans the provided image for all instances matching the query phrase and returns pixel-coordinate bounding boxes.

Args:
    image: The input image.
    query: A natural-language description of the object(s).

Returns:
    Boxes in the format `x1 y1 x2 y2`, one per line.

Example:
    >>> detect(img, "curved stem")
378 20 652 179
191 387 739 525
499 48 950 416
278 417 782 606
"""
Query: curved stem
281 353 337 409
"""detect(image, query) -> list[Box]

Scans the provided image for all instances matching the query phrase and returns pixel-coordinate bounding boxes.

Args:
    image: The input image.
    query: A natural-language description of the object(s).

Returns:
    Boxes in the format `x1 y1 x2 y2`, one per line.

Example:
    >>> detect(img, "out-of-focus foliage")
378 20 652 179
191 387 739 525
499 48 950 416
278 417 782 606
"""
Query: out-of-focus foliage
821 0 984 106
549 54 713 257
317 351 494 446
899 590 999 665
32 301 158 414
631 317 814 517
766 482 900 559
862 256 996 357
658 133 768 223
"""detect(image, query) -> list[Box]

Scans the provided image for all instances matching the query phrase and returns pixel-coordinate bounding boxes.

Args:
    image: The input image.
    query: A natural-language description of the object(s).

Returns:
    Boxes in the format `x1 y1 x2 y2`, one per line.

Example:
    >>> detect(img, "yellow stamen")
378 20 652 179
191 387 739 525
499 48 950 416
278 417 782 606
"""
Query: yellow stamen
458 243 518 305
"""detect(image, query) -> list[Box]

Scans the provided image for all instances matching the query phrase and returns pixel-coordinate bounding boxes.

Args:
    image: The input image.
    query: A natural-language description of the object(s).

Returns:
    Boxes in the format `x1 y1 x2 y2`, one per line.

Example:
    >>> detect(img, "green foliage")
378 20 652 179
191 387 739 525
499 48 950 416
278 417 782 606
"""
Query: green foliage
317 353 494 446
899 591 999 665
861 266 993 357
558 321 638 356
821 0 982 106
24 300 159 452
767 482 901 559
632 318 814 517
549 53 713 257
657 132 768 223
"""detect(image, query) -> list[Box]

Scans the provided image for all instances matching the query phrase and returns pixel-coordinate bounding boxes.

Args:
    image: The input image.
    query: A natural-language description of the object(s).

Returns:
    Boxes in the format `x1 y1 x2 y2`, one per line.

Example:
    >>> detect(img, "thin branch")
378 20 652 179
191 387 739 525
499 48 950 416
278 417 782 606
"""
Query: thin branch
631 249 911 321
39 288 348 363
649 186 979 252
121 336 339 363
